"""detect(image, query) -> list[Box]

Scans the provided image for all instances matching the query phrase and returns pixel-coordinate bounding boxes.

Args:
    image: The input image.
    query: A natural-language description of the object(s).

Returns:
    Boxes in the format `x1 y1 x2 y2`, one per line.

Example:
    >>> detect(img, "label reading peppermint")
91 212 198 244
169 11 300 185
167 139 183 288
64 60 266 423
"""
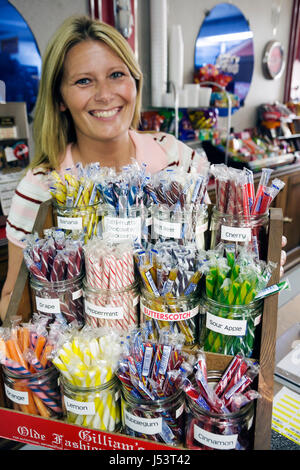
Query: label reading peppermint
124 409 162 435
221 225 252 242
64 396 95 415
104 216 141 242
206 312 247 336
84 300 124 319
194 423 238 450
36 297 61 314
5 384 29 405
57 216 83 230
141 302 199 323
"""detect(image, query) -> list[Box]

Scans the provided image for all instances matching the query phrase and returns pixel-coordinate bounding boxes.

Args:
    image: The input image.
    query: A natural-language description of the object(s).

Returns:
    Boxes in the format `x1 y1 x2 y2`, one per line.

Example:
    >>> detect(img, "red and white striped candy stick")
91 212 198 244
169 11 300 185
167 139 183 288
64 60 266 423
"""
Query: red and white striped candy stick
109 253 125 331
222 365 259 408
121 249 137 330
214 354 245 397
217 177 229 213
226 175 237 216
220 356 250 398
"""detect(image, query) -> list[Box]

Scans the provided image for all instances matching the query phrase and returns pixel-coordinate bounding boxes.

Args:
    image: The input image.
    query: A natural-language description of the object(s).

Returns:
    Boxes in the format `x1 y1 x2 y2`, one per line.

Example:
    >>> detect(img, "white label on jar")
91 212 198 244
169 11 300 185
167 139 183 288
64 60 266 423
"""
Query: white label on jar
221 225 252 242
5 384 29 405
153 218 181 239
141 302 199 322
104 216 141 242
194 423 238 450
72 289 83 300
36 296 61 313
57 216 83 230
84 300 124 319
64 396 95 415
124 409 162 435
206 312 247 336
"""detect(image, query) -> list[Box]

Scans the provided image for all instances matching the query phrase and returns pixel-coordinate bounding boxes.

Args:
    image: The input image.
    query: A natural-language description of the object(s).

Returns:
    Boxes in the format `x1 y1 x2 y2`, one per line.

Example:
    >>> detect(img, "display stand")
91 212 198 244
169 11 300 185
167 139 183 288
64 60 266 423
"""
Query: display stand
0 200 283 450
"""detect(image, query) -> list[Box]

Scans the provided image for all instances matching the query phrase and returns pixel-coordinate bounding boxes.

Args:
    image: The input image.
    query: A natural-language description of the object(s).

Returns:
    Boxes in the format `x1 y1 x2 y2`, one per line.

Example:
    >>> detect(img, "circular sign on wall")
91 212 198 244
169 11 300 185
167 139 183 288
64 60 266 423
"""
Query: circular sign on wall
262 40 285 80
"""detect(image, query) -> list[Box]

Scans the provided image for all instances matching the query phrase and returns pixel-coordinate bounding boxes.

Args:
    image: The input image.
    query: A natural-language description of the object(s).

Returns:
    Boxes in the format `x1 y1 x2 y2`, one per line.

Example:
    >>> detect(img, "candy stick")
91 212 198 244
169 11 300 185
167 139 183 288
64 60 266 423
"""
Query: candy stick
5 339 28 370
222 364 259 408
214 354 247 397
254 279 290 300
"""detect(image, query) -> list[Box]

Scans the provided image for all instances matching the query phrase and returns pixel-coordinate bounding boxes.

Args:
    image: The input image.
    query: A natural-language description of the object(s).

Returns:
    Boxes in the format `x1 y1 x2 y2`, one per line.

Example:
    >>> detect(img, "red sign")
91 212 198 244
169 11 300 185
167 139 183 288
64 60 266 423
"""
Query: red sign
0 408 177 451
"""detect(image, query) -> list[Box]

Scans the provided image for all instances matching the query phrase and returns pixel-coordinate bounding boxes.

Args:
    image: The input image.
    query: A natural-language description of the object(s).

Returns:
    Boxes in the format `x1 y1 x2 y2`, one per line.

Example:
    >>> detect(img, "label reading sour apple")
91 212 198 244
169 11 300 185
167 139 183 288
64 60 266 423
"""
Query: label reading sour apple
206 312 247 336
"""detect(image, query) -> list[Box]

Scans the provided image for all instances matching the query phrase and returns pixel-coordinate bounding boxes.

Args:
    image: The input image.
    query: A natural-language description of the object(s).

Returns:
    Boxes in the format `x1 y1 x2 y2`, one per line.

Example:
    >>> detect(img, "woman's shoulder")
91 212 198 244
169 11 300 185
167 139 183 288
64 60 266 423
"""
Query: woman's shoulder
138 130 207 171
16 165 50 199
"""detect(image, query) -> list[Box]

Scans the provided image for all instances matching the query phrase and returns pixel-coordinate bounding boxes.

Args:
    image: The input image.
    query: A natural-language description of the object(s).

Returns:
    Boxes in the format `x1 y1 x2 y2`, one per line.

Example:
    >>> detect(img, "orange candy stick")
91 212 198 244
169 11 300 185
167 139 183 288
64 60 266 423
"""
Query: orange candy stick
15 386 38 415
34 335 46 360
21 327 30 353
32 393 51 418
5 339 28 370
39 343 53 368
0 337 6 357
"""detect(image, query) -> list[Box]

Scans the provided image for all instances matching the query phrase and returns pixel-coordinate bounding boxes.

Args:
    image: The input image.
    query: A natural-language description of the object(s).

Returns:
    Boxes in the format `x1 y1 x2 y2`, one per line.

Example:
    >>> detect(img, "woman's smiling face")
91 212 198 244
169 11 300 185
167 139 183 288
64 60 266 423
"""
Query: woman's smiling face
60 40 137 144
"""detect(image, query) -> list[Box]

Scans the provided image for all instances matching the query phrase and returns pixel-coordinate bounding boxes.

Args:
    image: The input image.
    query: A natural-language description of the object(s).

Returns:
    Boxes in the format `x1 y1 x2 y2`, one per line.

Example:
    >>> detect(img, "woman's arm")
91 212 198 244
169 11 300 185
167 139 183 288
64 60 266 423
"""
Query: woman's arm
0 241 24 322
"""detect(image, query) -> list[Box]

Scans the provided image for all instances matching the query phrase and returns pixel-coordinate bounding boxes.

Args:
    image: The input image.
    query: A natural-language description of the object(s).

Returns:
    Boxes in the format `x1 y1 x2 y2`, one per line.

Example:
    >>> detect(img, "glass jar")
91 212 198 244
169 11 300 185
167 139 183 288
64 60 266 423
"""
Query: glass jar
185 371 255 450
121 385 185 446
199 295 263 357
140 287 200 346
30 273 84 325
60 375 121 432
83 278 140 331
2 365 62 418
102 205 150 247
151 204 208 250
210 207 269 260
52 200 104 243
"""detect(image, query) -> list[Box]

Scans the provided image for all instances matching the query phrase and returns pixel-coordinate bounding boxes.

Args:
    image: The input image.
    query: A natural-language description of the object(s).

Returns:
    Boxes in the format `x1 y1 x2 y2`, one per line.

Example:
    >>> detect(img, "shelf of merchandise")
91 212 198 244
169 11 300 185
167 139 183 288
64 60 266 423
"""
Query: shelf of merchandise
0 200 283 450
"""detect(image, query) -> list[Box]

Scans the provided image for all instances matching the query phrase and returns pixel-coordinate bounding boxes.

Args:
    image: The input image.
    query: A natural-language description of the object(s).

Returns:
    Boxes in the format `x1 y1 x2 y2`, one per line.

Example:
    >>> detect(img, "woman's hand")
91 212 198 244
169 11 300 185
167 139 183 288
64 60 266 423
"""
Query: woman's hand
280 235 287 278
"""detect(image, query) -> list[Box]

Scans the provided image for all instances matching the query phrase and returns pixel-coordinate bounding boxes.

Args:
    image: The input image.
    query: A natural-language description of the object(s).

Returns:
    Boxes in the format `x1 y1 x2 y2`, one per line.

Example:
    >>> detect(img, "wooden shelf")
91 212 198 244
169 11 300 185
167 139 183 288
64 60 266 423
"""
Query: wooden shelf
0 201 283 450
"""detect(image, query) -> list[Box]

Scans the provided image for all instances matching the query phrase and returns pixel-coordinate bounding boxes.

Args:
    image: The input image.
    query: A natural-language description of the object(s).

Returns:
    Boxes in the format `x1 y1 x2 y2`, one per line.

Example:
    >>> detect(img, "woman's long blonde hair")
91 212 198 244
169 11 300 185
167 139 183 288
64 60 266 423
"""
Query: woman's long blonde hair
30 15 143 170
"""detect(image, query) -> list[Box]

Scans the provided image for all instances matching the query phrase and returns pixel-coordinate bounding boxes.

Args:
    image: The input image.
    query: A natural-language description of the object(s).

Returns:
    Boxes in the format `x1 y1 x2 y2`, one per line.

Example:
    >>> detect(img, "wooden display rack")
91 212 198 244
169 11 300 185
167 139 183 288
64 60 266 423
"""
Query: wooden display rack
0 200 283 450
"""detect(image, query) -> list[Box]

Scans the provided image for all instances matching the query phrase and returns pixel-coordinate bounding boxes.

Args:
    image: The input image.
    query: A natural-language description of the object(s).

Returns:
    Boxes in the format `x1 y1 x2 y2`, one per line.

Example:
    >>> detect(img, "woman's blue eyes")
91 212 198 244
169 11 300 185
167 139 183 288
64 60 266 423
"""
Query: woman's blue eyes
75 72 125 85
110 71 125 79
75 78 90 85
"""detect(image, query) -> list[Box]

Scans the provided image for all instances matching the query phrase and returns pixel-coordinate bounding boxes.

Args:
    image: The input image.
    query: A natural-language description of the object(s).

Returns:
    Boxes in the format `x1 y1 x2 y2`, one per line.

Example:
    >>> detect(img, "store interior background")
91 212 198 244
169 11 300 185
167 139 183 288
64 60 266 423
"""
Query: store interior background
8 0 294 135
0 0 299 450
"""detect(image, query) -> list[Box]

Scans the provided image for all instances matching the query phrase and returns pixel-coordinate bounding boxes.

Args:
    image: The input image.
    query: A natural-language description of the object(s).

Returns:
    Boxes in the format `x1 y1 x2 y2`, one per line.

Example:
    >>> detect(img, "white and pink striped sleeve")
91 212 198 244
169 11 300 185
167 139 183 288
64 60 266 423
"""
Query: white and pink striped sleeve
6 168 51 247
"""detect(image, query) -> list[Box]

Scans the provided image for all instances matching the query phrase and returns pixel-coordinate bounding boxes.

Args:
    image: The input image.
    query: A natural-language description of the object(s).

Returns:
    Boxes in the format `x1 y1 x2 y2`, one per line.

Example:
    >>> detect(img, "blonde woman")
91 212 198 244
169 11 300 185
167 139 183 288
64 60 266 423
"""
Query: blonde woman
0 15 208 321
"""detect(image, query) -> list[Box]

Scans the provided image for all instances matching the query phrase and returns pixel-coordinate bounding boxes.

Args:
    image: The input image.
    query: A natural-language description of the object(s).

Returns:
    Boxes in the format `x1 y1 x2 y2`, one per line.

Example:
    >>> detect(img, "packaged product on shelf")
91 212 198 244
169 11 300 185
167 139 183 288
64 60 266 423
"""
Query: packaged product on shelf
149 165 210 249
23 229 84 324
50 165 104 243
184 352 261 450
210 165 285 259
117 327 189 446
83 238 139 331
51 325 122 432
94 161 152 245
0 314 63 418
198 244 277 356
135 241 204 345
